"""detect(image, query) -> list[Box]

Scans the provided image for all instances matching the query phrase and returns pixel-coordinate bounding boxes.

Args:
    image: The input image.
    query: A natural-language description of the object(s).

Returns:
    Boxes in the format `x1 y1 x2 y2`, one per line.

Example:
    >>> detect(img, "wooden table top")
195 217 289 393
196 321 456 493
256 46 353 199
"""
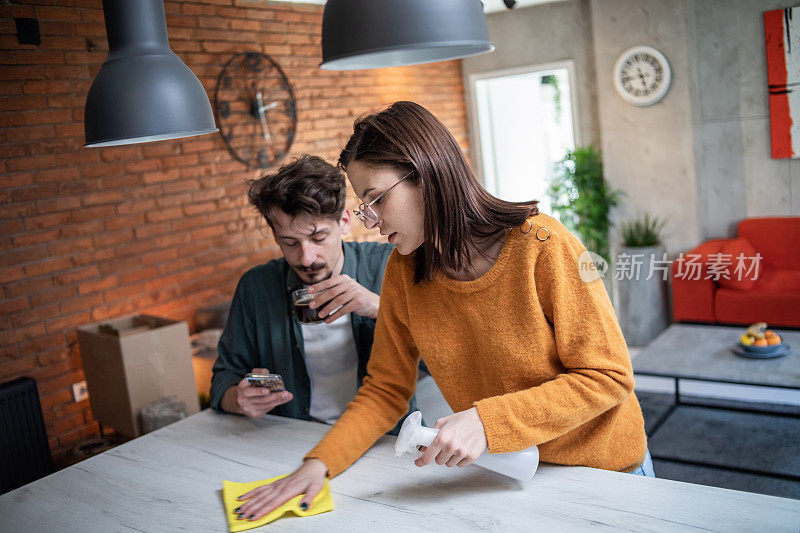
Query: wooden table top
2 409 800 532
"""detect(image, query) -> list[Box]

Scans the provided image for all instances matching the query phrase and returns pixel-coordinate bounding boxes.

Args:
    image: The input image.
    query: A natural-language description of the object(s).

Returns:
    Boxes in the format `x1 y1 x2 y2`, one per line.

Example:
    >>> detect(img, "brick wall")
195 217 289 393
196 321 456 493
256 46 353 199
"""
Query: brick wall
0 0 469 465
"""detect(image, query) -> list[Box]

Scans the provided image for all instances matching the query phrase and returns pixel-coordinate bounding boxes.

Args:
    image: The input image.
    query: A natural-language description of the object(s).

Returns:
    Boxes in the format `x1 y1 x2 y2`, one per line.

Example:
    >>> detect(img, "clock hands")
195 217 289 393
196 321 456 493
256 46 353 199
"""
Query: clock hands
255 91 273 142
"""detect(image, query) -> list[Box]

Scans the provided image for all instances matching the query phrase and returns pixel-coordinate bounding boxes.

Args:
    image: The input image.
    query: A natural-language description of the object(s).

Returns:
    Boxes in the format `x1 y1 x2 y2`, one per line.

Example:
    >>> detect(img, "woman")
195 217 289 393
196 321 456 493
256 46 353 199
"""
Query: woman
234 102 651 522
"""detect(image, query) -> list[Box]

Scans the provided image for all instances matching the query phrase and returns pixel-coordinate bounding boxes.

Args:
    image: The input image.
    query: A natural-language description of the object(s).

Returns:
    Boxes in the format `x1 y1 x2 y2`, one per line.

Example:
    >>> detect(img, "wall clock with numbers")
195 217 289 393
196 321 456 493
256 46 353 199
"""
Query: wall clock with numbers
215 52 297 169
612 46 671 107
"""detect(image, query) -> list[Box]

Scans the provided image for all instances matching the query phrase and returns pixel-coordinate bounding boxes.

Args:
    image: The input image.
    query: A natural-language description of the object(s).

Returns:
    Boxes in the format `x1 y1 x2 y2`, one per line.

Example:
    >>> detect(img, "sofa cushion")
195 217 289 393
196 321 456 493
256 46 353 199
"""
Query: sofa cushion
715 281 800 328
752 270 800 292
738 217 800 271
716 238 758 290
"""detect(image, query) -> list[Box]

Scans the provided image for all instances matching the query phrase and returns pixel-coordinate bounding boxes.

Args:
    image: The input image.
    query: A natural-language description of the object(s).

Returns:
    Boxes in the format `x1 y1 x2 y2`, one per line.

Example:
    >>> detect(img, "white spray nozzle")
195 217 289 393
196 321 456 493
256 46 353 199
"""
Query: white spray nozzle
394 411 438 457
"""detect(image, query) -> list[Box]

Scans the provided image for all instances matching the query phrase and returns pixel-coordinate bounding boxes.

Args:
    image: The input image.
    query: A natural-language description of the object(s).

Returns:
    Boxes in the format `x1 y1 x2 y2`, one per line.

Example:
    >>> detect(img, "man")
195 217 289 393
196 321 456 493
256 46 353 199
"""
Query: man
210 155 415 429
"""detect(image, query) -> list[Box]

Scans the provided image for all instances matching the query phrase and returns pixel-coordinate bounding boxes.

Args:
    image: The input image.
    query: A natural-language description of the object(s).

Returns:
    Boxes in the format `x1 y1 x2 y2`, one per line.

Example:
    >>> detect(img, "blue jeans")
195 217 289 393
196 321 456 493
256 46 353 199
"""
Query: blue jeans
629 449 656 477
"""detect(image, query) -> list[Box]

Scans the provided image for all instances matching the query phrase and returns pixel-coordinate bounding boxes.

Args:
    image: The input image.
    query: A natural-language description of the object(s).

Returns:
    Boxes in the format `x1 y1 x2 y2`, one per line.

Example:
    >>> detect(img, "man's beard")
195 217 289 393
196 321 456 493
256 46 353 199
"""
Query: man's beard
292 261 331 284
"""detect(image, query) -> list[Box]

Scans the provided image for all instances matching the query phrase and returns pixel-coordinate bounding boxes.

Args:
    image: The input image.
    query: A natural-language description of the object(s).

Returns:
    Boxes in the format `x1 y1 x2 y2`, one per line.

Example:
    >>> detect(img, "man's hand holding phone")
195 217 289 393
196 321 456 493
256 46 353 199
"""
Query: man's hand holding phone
235 367 293 418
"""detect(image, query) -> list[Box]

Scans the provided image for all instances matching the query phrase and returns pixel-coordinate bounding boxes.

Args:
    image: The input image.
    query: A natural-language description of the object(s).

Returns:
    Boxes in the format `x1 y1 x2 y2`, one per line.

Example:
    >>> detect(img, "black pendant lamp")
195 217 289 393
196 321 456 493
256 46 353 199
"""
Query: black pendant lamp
84 0 217 147
320 0 495 71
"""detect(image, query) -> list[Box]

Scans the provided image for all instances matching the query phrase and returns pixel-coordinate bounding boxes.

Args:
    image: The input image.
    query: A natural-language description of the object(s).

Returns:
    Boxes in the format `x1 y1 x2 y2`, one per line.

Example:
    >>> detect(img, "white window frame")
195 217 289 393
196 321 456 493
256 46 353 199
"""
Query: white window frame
465 60 582 190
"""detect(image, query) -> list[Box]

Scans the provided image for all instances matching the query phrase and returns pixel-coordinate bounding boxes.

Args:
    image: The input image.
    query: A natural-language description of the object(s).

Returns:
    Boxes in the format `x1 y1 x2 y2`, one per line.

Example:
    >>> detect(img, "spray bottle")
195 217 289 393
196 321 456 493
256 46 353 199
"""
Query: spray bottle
394 411 539 481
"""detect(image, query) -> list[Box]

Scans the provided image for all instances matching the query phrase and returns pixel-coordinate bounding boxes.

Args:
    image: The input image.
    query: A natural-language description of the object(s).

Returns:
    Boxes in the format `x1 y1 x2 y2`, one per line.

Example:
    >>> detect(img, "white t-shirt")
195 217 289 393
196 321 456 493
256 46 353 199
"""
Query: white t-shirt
299 313 359 425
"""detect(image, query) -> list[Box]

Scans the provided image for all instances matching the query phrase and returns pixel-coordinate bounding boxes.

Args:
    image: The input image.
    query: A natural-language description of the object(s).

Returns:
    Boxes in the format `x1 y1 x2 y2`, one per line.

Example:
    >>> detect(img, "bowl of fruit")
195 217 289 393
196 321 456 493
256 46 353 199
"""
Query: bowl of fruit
736 322 790 359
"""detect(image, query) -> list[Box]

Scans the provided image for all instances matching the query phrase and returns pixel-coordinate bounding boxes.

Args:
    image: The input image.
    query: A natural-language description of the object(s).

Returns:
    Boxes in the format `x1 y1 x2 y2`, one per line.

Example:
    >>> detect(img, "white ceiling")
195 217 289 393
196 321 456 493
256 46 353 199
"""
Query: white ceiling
266 0 564 15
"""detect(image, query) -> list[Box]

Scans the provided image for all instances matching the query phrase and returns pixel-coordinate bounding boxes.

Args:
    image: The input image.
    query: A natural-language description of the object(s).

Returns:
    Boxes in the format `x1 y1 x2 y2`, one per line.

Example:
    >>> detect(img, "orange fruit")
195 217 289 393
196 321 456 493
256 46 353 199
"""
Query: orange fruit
753 338 768 347
765 330 777 337
767 335 782 345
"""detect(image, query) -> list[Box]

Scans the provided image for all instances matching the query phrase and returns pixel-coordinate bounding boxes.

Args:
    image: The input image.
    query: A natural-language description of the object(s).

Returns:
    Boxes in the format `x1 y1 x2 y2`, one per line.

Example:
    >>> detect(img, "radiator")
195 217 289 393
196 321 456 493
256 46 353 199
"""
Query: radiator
0 377 53 494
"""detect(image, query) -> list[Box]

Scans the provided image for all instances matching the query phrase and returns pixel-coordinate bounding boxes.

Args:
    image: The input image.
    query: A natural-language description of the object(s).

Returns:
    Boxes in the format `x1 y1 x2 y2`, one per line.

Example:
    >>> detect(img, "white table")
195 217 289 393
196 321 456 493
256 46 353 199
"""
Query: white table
2 410 799 532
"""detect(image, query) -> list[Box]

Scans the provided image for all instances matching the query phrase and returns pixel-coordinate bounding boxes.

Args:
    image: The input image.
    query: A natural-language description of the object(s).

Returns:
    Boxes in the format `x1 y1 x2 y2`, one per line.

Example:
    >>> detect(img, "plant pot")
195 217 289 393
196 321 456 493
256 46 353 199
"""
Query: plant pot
614 244 669 347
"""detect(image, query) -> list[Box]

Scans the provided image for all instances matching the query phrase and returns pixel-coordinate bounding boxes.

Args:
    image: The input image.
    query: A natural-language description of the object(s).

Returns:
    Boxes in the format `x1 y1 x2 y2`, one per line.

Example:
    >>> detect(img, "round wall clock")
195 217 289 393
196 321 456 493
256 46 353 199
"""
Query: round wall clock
612 46 671 107
215 52 297 169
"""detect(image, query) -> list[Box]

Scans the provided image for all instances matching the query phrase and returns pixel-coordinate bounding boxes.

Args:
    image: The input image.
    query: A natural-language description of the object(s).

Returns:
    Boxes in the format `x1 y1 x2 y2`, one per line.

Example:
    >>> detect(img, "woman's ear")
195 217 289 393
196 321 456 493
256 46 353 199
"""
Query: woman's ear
339 209 352 235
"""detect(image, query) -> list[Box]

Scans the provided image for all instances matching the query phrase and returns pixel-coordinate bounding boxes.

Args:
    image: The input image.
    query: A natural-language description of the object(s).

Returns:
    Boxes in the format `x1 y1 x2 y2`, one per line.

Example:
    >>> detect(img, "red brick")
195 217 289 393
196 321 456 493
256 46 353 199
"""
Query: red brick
45 312 92 336
133 221 172 240
44 64 90 80
92 229 133 248
103 283 145 302
24 256 73 277
0 356 37 380
0 95 47 112
59 219 105 238
34 166 81 183
55 122 84 137
81 190 123 207
5 154 56 172
78 276 118 296
27 286 75 308
35 5 82 21
13 229 60 247
52 264 98 284
24 109 73 126
40 35 87 51
12 304 61 327
64 51 106 64
0 266 25 285
40 389 73 412
25 212 70 234
46 93 85 108
104 213 145 231
15 50 65 65
146 207 182 223
0 245 48 268
23 80 75 95
3 65 44 80
141 248 178 265
58 292 103 315
0 296 31 314
6 125 57 142
36 195 82 214
143 168 180 184
4 323 47 345
0 219 24 235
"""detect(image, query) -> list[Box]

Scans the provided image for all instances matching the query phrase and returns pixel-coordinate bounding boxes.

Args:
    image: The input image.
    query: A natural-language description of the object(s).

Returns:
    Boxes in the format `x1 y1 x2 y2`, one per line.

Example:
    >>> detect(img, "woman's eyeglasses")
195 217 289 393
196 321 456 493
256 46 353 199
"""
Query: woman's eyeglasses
353 172 412 226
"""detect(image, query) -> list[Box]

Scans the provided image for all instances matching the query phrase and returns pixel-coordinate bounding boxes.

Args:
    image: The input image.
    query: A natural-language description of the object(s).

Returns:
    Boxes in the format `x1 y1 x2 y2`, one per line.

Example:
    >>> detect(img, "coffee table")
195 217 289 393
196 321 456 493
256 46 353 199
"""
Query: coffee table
633 323 800 481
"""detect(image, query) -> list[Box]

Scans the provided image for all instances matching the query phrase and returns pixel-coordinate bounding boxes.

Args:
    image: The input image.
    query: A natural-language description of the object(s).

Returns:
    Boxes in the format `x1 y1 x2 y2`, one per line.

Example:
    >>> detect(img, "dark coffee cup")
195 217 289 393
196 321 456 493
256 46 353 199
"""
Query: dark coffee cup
291 288 323 324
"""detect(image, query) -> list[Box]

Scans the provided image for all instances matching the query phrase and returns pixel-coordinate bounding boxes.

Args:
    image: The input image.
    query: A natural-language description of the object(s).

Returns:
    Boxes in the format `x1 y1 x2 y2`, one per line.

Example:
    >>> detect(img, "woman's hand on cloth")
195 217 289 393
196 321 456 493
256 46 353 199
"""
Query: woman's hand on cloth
416 407 488 468
234 458 328 521
308 274 380 321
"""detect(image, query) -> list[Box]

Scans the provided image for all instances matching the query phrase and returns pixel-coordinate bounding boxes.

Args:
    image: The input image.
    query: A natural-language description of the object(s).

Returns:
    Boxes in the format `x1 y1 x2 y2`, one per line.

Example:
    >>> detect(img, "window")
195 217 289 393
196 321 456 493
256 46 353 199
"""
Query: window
468 62 580 217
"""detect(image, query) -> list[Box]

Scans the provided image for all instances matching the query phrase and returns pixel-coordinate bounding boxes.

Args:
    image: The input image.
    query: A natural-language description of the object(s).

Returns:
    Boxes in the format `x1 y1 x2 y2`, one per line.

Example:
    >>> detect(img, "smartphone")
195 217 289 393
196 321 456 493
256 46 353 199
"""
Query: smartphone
245 373 286 392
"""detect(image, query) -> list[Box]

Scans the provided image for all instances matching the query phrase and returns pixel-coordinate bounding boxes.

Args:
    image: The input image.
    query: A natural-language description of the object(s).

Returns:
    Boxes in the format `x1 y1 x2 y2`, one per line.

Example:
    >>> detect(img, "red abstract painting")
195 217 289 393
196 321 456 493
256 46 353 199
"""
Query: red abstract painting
765 7 799 159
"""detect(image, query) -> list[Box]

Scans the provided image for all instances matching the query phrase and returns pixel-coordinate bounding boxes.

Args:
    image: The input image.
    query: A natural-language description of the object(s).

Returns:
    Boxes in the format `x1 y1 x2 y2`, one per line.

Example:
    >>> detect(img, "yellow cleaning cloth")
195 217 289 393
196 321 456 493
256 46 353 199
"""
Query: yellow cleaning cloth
222 475 333 532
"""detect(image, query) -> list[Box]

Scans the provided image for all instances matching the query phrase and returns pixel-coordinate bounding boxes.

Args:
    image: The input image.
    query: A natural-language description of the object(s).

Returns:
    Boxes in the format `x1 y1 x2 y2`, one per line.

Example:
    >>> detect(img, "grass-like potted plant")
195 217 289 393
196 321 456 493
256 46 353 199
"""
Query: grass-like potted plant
616 212 669 346
550 145 621 264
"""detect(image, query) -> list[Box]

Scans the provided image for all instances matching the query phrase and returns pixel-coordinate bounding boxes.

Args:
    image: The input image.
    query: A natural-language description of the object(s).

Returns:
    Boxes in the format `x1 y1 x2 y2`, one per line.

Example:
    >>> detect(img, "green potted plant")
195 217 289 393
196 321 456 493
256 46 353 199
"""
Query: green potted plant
550 145 621 264
616 212 669 346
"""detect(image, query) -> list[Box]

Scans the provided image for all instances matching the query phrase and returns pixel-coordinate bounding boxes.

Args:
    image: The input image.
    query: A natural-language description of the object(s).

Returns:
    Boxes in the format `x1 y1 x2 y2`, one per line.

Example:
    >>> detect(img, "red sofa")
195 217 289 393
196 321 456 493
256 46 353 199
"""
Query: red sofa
671 217 800 328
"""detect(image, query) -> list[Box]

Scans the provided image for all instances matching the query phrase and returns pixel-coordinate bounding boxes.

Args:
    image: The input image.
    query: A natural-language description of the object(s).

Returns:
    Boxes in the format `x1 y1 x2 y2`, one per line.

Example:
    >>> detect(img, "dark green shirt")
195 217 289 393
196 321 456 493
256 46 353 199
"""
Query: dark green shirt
210 241 416 430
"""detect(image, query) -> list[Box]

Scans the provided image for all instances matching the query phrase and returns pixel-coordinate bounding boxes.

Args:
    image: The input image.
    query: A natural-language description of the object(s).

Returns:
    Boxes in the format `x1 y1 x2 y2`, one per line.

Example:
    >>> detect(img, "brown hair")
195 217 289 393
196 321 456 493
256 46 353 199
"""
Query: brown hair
339 101 538 283
248 155 346 229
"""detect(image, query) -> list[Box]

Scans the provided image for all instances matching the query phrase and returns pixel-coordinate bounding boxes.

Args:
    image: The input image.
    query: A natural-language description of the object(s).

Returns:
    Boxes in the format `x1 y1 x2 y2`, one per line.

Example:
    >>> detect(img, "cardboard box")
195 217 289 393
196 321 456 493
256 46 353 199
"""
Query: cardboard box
76 314 200 438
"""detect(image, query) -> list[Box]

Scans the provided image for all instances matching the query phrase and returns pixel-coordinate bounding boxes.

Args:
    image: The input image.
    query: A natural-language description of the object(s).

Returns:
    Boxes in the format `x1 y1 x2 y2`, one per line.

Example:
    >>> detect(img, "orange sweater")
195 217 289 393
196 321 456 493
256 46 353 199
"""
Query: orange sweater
306 214 647 476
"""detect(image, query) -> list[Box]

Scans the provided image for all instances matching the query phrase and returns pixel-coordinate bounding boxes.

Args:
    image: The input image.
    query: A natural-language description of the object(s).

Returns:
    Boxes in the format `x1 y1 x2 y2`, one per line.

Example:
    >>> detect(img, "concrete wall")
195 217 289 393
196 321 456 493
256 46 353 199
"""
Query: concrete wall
590 0 699 253
461 0 600 174
464 0 800 256
689 0 800 240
